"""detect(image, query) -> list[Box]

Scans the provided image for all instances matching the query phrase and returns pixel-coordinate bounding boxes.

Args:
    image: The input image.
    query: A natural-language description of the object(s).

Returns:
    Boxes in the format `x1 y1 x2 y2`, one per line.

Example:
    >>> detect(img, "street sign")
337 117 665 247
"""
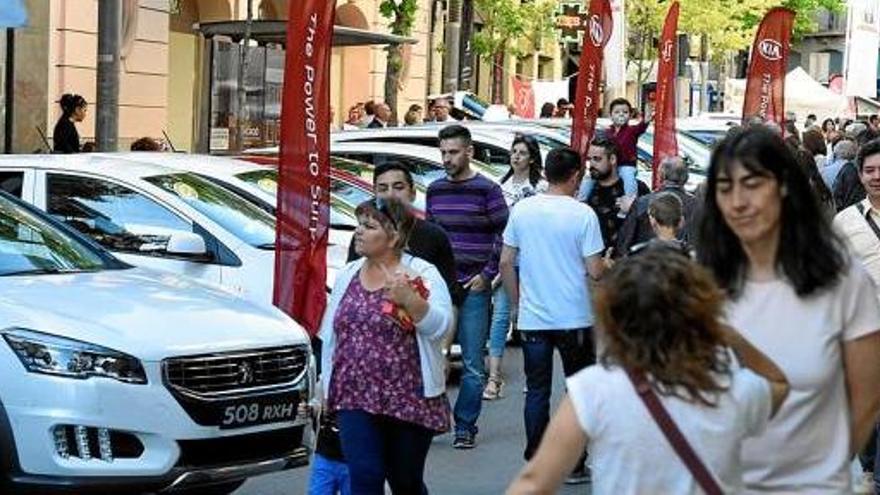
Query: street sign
556 1 589 45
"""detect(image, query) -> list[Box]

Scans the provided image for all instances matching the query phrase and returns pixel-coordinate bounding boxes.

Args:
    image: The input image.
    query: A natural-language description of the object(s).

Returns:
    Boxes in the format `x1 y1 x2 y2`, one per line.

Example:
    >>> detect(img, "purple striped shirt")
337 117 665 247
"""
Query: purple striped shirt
426 174 509 283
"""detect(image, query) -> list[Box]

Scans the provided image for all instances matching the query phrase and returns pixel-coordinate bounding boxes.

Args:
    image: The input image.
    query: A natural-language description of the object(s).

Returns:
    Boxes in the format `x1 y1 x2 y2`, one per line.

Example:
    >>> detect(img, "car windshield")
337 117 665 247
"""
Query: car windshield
236 169 279 196
145 173 276 248
0 194 112 276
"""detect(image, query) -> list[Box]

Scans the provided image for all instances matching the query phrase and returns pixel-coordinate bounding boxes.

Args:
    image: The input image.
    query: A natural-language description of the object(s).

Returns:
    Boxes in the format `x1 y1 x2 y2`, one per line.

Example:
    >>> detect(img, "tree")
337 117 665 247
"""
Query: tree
472 0 556 104
380 0 418 125
625 0 846 97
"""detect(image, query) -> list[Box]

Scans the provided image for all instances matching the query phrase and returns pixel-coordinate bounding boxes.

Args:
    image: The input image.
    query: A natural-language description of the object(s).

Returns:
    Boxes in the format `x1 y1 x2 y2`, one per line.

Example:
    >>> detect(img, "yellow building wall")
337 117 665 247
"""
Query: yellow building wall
167 32 199 152
48 0 169 150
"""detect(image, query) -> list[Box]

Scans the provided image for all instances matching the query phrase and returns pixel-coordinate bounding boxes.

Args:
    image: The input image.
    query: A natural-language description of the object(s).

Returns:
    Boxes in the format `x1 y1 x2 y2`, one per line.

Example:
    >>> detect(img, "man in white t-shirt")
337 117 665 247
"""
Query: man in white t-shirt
500 146 605 484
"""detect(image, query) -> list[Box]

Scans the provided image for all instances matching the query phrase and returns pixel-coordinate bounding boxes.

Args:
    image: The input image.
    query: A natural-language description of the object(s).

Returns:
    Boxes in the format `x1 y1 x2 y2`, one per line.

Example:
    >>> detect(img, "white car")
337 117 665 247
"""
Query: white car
101 153 359 278
0 191 313 494
0 153 341 306
330 123 570 175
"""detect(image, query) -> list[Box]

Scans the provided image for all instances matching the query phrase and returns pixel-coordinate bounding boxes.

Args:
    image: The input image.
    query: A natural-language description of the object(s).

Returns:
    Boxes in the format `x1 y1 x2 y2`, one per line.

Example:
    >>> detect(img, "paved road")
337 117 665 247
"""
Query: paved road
236 347 589 495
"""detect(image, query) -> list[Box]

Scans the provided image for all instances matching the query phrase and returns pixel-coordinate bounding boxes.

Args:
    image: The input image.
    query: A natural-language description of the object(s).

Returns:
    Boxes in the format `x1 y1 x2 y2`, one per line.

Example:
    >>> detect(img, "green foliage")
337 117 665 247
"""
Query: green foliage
626 0 847 62
379 0 419 36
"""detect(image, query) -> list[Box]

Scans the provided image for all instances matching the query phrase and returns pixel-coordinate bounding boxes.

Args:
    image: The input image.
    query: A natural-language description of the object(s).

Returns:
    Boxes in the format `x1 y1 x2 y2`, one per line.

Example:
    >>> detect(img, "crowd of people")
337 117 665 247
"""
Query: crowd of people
311 95 880 495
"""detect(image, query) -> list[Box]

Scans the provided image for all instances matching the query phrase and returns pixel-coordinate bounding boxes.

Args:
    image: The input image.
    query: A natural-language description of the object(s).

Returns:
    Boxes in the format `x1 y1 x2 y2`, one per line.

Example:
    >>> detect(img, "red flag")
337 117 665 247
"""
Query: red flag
512 77 535 118
742 7 795 131
571 0 613 163
274 0 336 335
652 1 679 191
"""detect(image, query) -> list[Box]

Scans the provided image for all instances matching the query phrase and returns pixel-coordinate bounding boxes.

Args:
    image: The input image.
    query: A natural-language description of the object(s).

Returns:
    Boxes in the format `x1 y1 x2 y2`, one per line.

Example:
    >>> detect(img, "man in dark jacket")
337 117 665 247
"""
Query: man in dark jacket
347 161 463 306
834 161 866 212
616 157 700 256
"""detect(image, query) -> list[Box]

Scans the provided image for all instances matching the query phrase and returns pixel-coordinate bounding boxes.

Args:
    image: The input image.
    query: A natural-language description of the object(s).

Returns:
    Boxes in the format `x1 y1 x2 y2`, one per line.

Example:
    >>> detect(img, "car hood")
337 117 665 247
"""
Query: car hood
0 267 309 361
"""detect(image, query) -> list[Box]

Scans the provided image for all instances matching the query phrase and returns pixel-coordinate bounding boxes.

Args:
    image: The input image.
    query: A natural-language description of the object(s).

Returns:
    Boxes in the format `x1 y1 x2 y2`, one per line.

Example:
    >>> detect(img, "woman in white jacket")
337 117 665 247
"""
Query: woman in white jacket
319 197 452 495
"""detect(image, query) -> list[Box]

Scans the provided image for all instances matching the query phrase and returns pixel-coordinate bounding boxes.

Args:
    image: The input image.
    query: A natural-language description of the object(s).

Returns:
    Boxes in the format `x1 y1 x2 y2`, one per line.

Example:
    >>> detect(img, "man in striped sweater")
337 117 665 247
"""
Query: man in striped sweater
427 124 509 449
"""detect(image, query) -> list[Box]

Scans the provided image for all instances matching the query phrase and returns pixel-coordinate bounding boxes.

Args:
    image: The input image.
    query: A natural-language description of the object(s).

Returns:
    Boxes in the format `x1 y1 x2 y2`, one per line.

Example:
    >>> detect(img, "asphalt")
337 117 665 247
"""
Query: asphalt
235 347 590 495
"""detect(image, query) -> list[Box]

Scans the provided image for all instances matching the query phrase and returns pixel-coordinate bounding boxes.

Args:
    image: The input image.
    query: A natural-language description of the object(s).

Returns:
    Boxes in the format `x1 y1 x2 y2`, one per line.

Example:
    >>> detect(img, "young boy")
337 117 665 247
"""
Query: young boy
307 408 351 495
579 98 651 202
628 192 693 258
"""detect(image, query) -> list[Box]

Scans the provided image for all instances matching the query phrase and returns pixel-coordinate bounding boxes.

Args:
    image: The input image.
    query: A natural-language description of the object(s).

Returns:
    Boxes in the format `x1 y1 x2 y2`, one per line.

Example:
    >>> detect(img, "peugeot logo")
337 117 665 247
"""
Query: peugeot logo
758 39 783 61
589 15 604 47
236 362 254 385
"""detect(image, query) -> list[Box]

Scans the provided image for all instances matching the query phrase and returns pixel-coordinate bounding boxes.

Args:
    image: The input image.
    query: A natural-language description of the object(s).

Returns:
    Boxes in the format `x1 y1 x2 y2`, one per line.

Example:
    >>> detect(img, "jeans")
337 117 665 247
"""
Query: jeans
522 328 595 460
453 289 491 435
309 454 352 495
577 163 639 201
337 410 434 495
488 285 511 358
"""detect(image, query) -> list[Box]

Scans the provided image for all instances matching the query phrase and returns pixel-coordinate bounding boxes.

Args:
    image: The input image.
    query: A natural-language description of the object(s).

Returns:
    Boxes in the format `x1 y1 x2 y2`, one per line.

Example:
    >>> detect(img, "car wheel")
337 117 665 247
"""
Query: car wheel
175 481 245 495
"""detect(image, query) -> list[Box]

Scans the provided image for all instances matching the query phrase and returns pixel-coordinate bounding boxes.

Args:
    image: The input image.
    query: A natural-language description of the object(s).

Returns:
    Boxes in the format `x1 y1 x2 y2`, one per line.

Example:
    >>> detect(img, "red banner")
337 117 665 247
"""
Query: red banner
652 1 679 191
742 7 795 131
512 77 535 118
570 0 613 163
274 0 336 335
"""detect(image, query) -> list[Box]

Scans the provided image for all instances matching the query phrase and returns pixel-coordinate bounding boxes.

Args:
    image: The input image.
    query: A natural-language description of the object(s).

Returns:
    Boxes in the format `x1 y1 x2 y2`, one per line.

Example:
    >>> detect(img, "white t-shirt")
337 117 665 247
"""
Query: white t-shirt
500 177 548 206
567 362 772 494
727 263 880 493
503 194 604 330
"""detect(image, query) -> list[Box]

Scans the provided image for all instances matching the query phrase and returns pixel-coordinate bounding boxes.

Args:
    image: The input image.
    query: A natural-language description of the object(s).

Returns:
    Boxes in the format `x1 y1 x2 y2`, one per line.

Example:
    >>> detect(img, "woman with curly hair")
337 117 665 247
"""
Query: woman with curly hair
507 246 789 494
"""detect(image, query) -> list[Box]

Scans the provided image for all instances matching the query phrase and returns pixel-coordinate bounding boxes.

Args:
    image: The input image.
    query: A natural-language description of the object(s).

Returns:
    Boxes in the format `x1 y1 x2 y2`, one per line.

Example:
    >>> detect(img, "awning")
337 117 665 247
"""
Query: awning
195 20 417 47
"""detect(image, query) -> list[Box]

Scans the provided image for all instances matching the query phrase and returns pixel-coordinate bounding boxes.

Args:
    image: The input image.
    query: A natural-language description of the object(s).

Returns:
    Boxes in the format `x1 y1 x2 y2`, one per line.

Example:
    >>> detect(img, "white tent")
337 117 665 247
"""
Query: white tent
724 67 850 120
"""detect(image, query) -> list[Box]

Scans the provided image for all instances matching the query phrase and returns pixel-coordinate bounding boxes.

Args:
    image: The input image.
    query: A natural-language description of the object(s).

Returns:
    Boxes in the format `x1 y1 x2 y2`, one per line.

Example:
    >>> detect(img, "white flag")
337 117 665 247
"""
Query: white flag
844 0 880 98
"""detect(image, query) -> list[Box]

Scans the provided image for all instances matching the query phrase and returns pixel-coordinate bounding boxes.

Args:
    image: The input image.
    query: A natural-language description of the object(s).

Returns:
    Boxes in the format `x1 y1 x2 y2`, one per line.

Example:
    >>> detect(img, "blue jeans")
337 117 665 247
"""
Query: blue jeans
337 410 434 495
522 328 595 460
309 453 352 495
488 285 511 358
577 163 638 201
453 289 491 435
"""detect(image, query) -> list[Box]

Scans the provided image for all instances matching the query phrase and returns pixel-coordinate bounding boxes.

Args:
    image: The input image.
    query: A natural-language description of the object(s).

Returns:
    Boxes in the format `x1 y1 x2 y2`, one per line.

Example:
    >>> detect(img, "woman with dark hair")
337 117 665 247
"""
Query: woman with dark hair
53 93 87 154
791 145 835 219
484 134 547 400
319 197 452 493
802 127 828 168
539 102 556 119
507 246 788 493
698 127 880 492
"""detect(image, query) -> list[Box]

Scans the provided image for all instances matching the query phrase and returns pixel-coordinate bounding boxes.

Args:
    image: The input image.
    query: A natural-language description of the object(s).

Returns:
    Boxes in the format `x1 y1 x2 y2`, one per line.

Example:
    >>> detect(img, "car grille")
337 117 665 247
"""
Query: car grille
164 346 309 398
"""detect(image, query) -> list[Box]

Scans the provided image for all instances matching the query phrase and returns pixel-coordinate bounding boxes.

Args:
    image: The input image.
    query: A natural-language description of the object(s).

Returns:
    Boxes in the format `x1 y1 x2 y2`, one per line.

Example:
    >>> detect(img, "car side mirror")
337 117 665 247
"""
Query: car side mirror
166 231 207 256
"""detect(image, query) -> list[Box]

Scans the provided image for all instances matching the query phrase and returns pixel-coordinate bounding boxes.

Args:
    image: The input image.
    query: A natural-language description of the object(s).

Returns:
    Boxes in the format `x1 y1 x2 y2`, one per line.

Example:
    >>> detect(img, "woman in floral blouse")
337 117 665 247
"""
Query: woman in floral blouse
319 197 453 494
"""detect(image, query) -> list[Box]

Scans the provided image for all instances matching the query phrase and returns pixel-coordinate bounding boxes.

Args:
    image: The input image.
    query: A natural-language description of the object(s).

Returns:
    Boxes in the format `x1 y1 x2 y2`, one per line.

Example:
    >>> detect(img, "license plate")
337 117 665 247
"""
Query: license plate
218 392 299 429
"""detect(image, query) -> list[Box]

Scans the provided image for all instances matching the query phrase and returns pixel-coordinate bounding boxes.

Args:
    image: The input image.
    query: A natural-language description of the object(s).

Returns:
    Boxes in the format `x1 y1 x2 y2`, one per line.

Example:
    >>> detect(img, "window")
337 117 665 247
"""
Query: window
144 173 276 248
0 171 24 198
47 174 194 254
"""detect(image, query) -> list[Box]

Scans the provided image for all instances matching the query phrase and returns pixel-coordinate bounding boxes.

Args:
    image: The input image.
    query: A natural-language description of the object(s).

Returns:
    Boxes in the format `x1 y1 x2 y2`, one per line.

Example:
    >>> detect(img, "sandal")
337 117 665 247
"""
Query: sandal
482 375 505 400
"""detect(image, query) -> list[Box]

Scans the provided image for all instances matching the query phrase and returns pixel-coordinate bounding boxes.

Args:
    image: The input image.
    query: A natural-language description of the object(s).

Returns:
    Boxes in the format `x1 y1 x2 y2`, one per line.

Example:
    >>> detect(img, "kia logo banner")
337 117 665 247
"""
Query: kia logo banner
742 7 795 130
571 0 613 164
274 0 336 335
758 39 783 61
653 1 680 191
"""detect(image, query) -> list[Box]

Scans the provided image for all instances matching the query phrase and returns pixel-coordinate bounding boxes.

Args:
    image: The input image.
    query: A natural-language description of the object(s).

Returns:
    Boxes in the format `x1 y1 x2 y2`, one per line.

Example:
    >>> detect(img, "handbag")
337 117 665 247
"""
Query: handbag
625 368 724 495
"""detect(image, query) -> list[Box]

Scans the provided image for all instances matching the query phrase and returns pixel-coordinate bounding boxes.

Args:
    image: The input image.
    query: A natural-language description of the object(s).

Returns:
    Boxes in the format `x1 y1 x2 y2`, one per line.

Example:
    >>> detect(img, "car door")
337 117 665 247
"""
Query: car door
41 172 224 286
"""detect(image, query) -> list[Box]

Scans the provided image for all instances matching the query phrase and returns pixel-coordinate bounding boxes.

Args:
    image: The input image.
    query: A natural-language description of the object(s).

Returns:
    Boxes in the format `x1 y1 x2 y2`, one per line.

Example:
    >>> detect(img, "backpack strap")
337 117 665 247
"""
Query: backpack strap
855 202 880 243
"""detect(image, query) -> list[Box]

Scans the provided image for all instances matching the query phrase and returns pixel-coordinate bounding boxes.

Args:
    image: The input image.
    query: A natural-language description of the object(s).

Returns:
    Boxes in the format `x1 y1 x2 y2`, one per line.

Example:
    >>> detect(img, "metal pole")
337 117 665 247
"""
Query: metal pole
96 0 120 151
5 28 15 153
236 0 253 152
443 0 462 93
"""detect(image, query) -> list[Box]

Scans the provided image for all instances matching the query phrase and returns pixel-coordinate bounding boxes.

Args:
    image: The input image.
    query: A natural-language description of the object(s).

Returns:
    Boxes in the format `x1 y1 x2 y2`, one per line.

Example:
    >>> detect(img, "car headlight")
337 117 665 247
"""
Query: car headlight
1 328 147 384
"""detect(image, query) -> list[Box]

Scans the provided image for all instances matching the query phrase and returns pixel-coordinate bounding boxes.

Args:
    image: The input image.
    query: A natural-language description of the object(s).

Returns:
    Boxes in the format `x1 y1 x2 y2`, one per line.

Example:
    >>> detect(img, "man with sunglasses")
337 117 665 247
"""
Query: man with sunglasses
347 162 460 305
